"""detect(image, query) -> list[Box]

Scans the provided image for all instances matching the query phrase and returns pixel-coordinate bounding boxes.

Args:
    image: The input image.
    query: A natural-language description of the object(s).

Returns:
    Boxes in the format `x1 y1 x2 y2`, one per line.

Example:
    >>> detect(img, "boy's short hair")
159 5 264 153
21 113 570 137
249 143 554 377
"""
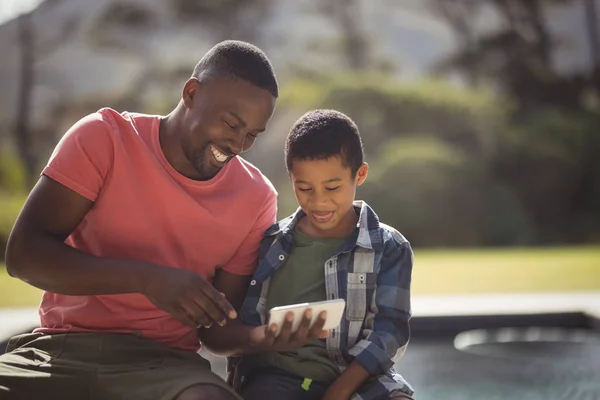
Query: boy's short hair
192 40 279 98
285 109 364 175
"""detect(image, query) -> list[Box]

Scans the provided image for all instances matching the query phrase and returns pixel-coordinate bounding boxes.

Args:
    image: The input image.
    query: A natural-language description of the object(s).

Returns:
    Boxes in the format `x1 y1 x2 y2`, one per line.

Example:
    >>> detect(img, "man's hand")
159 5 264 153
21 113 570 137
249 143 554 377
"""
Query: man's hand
249 309 329 352
142 266 237 328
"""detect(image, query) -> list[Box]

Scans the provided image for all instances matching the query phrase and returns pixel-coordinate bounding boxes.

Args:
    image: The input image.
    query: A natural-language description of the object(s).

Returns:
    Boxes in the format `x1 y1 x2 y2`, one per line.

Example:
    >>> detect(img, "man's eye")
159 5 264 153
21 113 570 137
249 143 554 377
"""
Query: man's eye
326 186 340 191
224 120 237 130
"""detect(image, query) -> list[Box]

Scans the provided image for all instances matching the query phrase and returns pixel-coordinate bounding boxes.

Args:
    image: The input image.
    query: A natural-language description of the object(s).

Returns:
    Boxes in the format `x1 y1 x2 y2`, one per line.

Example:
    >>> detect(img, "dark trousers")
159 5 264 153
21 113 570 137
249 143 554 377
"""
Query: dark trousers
239 367 331 400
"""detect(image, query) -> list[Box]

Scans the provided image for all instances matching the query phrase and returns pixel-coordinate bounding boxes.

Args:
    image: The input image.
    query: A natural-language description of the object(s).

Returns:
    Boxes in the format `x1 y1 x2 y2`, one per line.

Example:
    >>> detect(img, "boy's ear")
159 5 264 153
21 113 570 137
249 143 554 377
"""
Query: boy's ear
356 163 369 186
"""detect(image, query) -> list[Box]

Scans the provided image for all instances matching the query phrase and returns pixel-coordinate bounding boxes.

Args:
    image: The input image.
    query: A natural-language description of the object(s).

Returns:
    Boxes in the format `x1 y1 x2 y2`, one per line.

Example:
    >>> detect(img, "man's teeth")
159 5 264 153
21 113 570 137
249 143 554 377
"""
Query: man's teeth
211 146 228 163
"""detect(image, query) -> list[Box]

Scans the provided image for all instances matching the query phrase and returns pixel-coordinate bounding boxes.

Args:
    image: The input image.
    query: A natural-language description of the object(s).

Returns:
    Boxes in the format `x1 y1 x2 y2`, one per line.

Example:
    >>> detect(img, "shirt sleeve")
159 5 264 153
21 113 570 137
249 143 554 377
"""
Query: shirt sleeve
221 188 278 276
348 235 413 375
42 112 115 202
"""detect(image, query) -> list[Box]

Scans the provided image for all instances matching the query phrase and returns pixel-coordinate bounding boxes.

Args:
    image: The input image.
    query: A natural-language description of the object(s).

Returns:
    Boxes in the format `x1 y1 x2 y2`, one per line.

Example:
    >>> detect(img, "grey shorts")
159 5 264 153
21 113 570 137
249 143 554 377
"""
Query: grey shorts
0 332 241 400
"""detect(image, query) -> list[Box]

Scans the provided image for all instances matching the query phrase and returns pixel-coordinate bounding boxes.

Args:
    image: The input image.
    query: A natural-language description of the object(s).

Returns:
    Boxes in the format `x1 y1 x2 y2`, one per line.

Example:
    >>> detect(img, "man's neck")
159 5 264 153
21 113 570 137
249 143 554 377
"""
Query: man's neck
158 105 196 179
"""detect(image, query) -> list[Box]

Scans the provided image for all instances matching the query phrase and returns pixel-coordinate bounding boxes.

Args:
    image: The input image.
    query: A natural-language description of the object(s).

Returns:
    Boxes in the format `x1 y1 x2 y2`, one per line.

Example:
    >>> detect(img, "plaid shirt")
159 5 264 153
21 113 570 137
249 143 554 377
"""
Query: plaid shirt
236 201 414 399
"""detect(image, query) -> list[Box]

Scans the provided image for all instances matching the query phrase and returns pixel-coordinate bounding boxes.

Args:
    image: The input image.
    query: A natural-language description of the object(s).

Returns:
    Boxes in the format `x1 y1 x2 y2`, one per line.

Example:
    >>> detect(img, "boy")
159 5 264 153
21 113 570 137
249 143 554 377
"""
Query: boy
230 109 415 400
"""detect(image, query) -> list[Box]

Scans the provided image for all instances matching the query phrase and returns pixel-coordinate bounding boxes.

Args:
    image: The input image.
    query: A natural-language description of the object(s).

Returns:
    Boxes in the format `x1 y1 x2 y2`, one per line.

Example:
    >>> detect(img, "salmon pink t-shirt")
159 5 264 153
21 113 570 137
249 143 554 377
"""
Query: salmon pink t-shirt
34 108 277 352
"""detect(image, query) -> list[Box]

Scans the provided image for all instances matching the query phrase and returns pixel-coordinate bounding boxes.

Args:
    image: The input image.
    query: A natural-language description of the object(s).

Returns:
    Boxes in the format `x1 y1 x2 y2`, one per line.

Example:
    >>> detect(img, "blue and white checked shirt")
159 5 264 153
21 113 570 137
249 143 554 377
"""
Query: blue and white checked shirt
237 201 414 399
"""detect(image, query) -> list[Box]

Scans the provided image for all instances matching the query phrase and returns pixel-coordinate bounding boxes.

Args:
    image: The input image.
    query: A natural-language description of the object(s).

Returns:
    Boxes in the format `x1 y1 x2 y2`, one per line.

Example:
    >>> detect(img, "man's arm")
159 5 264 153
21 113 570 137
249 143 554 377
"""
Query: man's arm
6 176 235 328
197 269 256 355
6 176 150 295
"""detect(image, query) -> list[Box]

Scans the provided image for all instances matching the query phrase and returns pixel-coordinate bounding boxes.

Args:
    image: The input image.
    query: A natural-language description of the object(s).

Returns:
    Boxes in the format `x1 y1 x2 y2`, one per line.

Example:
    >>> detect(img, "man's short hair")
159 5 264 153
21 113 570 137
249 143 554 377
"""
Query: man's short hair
192 40 279 98
285 109 364 175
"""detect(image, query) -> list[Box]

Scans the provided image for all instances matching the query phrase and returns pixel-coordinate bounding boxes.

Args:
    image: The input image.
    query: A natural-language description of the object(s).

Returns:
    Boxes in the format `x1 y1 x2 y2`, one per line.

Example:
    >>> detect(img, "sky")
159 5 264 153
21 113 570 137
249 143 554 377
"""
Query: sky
0 0 44 25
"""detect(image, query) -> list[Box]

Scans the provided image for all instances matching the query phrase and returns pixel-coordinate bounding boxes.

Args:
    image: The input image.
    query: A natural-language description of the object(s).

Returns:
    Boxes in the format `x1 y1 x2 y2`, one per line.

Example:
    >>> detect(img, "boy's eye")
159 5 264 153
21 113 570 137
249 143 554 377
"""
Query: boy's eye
297 187 312 192
326 186 341 191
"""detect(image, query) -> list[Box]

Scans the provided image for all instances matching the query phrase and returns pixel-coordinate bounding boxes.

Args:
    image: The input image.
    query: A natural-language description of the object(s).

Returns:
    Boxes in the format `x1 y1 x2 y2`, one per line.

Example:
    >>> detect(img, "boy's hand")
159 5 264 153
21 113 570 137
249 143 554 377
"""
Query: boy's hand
249 309 329 352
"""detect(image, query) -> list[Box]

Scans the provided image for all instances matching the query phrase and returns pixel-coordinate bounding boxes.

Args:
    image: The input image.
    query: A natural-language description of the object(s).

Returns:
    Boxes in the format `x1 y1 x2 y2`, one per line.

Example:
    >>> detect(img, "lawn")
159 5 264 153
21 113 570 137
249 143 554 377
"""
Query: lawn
412 245 600 294
0 245 599 307
0 266 43 307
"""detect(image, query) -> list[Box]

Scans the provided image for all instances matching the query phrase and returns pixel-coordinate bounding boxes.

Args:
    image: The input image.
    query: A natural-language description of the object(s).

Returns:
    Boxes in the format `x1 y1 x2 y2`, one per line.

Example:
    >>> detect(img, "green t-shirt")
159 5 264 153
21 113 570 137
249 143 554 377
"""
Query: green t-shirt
251 228 348 383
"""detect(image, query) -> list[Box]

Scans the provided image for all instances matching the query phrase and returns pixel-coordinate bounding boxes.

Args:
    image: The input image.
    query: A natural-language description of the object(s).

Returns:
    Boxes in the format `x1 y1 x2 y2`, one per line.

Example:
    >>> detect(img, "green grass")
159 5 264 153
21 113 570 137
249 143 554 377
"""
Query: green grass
1 246 599 307
0 192 26 241
0 266 43 307
412 246 600 295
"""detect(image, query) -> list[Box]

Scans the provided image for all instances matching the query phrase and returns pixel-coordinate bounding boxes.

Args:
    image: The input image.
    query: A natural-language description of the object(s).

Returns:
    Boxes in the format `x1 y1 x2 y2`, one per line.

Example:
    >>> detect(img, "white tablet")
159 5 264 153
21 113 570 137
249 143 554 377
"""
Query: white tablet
268 298 346 336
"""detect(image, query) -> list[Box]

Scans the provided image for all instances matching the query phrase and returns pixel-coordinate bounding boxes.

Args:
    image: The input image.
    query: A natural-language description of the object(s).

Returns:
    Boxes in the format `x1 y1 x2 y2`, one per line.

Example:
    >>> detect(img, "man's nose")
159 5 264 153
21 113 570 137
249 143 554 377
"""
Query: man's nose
227 133 246 155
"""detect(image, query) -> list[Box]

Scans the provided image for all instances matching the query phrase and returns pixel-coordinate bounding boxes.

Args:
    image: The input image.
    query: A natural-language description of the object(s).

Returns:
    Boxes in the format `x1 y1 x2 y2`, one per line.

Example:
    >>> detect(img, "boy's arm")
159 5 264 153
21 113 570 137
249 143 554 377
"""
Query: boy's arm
348 236 413 375
322 237 413 399
321 360 370 400
322 238 413 399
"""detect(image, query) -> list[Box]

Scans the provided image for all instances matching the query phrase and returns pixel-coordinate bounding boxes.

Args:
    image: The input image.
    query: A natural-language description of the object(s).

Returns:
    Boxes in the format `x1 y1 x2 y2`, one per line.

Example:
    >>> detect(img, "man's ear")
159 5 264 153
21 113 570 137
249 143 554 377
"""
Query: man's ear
182 78 200 109
356 163 369 186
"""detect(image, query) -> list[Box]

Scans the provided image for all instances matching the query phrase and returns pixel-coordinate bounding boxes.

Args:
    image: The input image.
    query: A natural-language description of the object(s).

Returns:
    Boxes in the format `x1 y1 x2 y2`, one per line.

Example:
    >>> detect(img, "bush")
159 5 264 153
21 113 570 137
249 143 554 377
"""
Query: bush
360 137 533 247
270 75 524 246
0 192 25 262
0 147 27 194
271 74 600 246
494 109 600 243
279 74 508 159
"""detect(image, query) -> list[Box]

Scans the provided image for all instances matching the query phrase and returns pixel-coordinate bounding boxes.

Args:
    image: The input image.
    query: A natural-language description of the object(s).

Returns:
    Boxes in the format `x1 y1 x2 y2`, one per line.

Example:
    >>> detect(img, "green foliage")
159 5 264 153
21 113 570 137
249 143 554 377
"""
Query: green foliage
0 147 27 194
280 74 508 159
360 137 533 247
0 193 26 261
0 147 27 260
273 74 599 247
494 109 600 243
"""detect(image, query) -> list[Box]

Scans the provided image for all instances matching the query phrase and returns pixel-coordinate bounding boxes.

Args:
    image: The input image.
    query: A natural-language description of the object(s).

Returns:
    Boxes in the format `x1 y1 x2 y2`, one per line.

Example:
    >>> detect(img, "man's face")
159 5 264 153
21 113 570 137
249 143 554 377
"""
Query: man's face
180 76 276 180
290 156 368 238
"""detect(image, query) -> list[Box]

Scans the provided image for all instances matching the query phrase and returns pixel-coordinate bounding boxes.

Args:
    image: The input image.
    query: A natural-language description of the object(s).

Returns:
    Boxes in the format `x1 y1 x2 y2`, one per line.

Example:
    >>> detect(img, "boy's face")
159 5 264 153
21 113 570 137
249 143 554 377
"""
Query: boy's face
290 156 368 237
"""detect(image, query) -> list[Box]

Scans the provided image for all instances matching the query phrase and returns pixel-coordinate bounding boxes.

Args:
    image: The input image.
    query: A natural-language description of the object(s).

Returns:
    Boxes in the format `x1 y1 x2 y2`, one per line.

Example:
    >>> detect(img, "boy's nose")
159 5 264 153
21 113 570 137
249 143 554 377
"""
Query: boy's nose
312 193 329 206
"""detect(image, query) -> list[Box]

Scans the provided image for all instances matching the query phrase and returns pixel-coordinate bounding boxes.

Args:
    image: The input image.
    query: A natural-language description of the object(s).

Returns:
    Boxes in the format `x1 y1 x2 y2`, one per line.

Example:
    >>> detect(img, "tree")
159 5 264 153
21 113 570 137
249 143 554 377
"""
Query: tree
429 0 481 86
306 0 371 71
169 0 274 44
429 0 599 113
584 0 600 96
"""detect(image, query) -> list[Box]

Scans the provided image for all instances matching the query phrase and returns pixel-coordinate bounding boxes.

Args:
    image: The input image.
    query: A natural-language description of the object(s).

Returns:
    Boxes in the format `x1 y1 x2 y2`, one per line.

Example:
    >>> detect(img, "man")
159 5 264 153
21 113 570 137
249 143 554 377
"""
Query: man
0 40 326 400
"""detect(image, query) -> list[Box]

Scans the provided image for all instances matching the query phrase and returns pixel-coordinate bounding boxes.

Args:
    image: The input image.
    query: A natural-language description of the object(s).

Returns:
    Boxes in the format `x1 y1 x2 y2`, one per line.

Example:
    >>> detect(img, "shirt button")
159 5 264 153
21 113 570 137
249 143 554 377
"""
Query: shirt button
278 254 285 261
250 280 257 286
